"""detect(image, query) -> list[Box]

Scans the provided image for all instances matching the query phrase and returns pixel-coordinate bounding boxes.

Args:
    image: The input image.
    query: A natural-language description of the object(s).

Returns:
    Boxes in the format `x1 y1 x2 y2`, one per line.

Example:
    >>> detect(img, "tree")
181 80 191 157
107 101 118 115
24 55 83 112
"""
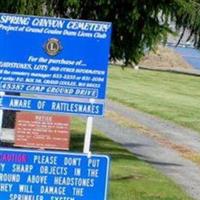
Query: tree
0 0 200 65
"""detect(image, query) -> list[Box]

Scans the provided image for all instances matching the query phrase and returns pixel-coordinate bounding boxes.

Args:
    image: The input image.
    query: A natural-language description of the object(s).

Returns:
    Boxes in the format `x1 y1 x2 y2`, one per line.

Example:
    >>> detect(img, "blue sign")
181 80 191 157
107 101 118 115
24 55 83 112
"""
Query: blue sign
0 13 112 99
0 148 110 200
0 95 104 116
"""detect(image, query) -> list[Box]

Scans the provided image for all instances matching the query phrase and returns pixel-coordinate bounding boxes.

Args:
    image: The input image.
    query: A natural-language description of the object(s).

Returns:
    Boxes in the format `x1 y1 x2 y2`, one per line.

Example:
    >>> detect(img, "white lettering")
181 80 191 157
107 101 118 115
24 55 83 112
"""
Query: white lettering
33 155 57 165
0 163 5 171
0 173 20 182
32 18 65 29
40 185 66 195
9 99 31 109
12 164 33 173
0 15 30 25
27 175 47 184
19 185 33 193
66 21 110 32
0 183 13 192
88 159 100 168
64 157 81 167
9 194 44 200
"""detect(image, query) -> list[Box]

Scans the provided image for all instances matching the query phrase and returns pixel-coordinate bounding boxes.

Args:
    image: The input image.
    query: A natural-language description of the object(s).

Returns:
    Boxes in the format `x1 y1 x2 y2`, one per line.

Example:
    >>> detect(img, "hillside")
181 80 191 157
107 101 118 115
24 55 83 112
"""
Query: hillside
139 45 192 70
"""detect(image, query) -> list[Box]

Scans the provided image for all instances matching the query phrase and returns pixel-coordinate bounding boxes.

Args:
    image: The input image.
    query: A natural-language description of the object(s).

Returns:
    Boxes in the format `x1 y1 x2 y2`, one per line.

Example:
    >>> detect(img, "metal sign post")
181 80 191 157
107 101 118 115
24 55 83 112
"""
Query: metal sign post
83 116 94 154
83 99 96 154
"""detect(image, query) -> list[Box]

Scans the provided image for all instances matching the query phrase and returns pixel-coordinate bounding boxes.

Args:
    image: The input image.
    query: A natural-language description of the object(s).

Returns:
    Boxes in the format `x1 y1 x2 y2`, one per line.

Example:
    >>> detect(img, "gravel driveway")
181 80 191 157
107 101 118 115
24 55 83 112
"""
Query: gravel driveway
92 100 200 200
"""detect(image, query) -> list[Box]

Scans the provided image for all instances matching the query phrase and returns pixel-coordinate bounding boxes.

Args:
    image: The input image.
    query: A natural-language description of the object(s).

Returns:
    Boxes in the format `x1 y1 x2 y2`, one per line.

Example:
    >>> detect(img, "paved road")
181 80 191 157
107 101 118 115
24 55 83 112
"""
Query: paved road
92 100 200 200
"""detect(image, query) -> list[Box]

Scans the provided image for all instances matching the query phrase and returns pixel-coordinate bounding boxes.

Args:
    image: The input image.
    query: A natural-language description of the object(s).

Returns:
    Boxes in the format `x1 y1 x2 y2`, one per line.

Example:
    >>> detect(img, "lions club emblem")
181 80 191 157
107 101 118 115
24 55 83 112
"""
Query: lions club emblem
44 38 62 56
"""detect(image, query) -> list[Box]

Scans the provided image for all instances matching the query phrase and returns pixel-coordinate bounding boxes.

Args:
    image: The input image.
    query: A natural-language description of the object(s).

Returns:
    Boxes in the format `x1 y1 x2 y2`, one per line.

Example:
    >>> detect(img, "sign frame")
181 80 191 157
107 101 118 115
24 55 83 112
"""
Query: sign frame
0 95 104 117
15 112 71 150
0 12 112 100
0 12 112 156
0 147 110 200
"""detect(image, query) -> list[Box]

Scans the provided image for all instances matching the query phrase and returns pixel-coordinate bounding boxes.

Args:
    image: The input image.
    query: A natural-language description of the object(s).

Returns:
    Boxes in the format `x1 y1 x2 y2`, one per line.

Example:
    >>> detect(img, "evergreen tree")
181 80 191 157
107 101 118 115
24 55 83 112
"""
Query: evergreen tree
0 0 200 65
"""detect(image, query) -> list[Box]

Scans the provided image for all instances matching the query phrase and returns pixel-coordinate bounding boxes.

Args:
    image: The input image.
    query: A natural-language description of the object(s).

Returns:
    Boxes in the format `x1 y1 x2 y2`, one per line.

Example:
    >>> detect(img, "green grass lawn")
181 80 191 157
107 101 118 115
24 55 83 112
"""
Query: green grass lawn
70 118 193 200
108 66 200 132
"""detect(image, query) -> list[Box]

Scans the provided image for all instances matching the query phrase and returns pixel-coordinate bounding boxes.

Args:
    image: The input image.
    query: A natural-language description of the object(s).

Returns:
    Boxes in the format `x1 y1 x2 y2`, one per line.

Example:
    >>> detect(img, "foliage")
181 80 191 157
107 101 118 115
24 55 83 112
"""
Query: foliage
0 0 200 64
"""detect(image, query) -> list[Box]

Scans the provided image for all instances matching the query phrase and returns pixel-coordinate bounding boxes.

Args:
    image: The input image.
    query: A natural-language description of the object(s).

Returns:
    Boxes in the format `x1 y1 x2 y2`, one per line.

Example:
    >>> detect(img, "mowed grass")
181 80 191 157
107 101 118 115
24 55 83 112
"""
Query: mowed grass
70 118 193 200
108 66 200 132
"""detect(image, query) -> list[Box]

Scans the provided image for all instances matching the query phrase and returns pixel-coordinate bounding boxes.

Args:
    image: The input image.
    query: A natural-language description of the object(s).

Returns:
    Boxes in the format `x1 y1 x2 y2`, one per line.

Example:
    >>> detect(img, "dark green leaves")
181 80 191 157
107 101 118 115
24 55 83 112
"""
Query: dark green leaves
1 0 200 65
